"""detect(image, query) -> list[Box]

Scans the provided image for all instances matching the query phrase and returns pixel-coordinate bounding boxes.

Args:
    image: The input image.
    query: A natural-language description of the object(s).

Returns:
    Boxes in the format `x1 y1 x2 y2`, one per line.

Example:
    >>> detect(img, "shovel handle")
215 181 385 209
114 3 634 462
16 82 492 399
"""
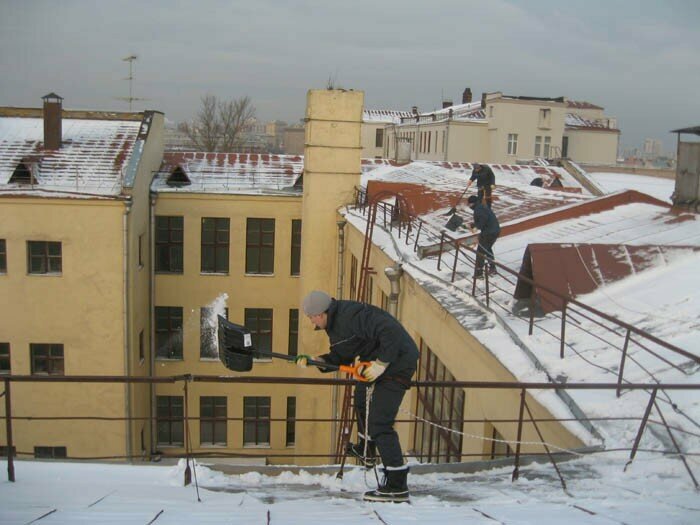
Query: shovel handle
339 361 373 382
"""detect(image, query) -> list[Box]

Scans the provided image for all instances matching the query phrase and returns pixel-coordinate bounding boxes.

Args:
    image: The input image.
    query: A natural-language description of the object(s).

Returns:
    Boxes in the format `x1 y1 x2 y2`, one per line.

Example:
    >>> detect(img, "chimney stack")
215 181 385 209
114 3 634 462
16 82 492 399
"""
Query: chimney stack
42 92 63 150
411 106 418 115
442 100 453 109
462 88 473 104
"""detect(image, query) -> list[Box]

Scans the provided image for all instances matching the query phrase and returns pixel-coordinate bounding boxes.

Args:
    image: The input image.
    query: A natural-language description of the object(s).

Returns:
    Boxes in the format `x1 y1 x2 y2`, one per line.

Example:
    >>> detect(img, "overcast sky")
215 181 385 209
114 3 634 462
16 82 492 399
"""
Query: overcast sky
1 0 698 152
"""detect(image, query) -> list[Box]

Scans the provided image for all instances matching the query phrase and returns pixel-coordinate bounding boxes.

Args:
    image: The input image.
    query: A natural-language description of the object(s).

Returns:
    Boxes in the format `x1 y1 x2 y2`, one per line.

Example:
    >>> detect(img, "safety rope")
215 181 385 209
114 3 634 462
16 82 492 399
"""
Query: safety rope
398 405 587 458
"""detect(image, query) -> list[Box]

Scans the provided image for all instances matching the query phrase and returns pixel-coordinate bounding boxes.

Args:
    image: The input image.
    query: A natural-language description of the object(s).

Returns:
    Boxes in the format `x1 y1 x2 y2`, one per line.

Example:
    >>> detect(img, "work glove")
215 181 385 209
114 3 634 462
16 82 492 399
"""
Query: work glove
294 354 311 368
361 360 388 382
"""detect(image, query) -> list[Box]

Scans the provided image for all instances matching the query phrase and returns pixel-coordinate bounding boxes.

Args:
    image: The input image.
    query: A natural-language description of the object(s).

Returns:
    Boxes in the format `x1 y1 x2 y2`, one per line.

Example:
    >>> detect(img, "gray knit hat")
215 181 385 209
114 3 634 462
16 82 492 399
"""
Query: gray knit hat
302 290 332 316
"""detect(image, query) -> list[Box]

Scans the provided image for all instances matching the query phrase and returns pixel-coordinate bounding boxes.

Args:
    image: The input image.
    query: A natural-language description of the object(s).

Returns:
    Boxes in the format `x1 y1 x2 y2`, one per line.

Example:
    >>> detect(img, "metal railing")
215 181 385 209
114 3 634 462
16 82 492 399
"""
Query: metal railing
352 187 700 397
2 375 699 491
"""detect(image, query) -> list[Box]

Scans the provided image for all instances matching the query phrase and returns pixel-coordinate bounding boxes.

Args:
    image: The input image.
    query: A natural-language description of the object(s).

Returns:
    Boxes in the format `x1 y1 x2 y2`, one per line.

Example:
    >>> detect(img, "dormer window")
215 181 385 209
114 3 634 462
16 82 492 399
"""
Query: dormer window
166 166 191 187
9 162 37 185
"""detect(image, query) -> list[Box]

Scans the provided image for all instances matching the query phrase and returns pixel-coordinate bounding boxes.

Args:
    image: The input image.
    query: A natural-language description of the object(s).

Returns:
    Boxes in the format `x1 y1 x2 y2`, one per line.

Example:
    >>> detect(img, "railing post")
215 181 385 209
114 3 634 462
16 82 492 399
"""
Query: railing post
625 388 657 471
451 240 461 283
485 267 490 308
528 287 536 335
560 300 567 358
413 220 423 251
653 399 699 489
512 388 526 482
437 232 445 271
617 329 631 397
4 378 15 482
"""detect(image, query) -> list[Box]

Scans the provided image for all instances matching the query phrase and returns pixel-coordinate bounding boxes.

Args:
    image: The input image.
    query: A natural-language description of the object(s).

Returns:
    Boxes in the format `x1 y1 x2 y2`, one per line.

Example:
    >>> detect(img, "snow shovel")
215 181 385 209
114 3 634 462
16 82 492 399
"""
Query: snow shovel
217 316 369 381
443 184 471 216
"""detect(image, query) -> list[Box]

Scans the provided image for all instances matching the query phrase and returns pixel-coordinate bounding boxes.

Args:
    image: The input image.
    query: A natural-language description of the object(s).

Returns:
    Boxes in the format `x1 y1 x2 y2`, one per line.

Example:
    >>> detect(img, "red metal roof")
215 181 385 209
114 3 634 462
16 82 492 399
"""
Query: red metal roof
514 243 700 314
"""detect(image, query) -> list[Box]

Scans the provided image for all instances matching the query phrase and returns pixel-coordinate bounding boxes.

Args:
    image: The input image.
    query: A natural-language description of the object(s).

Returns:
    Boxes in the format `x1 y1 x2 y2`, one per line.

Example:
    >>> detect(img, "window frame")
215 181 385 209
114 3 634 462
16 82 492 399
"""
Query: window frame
201 217 230 274
156 395 184 446
155 215 184 274
200 396 227 446
534 135 542 157
0 342 10 374
288 309 299 356
34 446 67 459
30 343 64 375
245 218 275 275
243 396 271 447
286 396 296 447
244 308 273 356
27 240 62 275
155 306 183 360
507 133 518 156
375 128 384 148
290 219 301 276
0 239 6 273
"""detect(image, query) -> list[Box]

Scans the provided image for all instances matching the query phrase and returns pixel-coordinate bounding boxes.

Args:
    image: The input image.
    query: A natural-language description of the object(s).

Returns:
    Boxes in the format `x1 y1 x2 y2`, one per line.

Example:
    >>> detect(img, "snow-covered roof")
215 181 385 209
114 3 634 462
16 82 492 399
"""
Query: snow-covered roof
0 112 149 197
363 108 413 123
152 152 304 195
346 166 700 473
567 100 604 110
566 113 619 131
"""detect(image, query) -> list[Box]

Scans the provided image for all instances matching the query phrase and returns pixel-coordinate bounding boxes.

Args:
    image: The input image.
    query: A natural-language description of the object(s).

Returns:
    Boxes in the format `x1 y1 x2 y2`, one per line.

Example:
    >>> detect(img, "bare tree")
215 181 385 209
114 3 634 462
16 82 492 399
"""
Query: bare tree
182 94 256 152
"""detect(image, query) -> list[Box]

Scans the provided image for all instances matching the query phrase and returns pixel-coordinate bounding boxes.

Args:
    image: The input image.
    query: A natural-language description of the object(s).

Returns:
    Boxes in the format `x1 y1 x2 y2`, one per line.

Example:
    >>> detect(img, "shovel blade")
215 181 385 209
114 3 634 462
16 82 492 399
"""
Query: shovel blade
445 214 464 232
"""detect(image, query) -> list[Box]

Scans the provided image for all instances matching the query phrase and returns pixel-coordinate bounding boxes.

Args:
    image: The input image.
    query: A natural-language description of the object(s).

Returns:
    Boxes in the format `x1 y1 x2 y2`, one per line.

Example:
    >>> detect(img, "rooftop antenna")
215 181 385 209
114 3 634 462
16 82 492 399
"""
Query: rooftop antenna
115 54 149 111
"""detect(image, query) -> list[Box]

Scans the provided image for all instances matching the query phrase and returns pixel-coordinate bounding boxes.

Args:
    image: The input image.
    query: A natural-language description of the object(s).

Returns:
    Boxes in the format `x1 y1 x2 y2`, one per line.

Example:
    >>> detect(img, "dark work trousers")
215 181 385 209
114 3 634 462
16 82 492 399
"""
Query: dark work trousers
475 232 498 273
477 185 493 208
354 379 410 468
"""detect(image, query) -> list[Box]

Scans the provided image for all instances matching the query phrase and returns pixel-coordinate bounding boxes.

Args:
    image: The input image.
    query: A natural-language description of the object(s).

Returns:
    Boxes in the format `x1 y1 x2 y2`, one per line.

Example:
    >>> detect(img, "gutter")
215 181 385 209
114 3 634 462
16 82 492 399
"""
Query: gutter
122 199 133 461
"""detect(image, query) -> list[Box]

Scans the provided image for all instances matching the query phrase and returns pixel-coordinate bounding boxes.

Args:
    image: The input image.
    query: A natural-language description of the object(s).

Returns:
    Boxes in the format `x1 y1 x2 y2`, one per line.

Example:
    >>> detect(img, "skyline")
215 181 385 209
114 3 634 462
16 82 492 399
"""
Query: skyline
1 1 699 152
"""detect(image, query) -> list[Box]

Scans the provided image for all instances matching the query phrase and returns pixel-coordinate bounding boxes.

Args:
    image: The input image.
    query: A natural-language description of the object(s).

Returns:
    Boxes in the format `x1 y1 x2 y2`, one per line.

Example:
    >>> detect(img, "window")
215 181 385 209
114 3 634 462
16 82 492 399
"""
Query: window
244 396 271 446
375 128 384 148
34 446 67 459
27 241 62 274
441 131 446 153
155 306 183 359
0 446 16 458
490 425 513 459
380 290 390 312
507 134 518 156
157 396 184 446
245 308 273 354
366 277 374 305
413 340 464 463
534 136 542 157
0 239 6 273
349 254 358 300
489 106 494 118
200 396 227 445
290 219 301 276
286 397 296 446
30 344 64 375
0 343 9 374
138 330 144 363
543 136 551 158
201 217 230 273
155 216 183 273
200 307 227 358
539 108 551 128
138 233 144 268
246 218 275 274
288 309 299 356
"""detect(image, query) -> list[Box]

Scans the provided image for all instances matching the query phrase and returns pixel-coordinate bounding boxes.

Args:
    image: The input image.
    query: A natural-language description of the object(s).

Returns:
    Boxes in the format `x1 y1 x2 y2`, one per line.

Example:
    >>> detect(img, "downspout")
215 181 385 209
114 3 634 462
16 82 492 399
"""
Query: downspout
122 199 133 462
149 192 157 458
331 220 347 453
444 110 452 161
384 263 403 318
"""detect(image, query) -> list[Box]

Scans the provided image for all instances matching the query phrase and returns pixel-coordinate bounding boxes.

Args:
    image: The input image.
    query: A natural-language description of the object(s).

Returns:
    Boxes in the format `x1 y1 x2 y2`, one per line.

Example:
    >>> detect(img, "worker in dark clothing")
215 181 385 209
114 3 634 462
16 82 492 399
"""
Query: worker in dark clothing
465 163 496 208
468 194 501 277
297 290 419 503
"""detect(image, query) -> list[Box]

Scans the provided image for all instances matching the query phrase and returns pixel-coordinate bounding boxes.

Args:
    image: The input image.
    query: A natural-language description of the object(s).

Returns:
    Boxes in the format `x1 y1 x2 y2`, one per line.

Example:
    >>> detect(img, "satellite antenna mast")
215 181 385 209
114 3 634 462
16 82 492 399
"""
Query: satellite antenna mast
115 54 149 111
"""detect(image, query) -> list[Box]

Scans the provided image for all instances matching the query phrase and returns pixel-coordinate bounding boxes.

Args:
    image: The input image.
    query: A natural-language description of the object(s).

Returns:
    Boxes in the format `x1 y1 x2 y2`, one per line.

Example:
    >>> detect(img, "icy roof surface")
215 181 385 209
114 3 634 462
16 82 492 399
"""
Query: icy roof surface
363 108 413 123
0 116 143 196
1 458 698 524
345 165 700 478
152 152 303 195
566 113 618 131
589 172 674 203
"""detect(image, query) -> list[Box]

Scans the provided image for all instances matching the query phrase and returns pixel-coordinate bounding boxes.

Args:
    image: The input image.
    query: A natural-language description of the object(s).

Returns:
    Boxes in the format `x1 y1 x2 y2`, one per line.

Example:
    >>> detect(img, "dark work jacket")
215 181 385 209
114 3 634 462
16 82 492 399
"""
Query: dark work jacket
319 299 419 380
470 202 501 236
469 165 496 188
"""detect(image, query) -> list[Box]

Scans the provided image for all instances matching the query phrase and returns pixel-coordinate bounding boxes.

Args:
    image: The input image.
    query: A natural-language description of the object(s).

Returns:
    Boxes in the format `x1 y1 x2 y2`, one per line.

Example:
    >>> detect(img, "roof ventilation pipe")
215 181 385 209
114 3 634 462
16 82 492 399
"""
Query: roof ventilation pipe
42 92 63 150
383 264 403 318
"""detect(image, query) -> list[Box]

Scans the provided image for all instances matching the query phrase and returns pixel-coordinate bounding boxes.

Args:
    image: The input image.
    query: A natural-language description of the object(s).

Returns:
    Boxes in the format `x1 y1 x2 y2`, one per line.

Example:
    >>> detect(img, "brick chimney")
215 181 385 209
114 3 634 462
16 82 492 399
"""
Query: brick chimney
442 100 453 109
462 88 473 104
42 92 63 150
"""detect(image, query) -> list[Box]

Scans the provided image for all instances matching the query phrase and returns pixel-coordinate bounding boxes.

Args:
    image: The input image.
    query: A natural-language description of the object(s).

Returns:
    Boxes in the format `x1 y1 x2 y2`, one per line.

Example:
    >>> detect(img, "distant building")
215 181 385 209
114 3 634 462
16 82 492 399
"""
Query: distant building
643 138 662 159
365 88 620 166
283 126 304 155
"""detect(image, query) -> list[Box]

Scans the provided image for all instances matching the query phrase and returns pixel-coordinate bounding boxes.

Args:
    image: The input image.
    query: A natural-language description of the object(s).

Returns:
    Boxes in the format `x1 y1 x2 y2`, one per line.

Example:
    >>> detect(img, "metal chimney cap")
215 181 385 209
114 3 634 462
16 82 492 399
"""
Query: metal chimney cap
42 92 64 102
